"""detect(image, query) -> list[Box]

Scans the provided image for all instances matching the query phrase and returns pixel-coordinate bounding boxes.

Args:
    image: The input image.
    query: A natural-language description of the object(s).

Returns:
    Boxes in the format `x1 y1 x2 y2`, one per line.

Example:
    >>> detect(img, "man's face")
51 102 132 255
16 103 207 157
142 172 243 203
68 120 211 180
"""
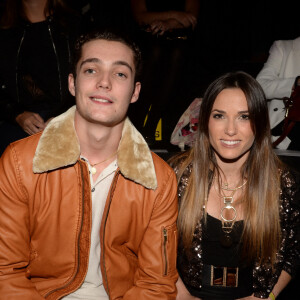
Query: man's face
68 39 141 127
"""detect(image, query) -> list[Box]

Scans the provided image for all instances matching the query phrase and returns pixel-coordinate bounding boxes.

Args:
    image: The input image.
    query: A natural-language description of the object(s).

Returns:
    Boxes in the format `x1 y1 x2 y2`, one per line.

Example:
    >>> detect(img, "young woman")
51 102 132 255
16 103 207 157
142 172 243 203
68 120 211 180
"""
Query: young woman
169 71 300 300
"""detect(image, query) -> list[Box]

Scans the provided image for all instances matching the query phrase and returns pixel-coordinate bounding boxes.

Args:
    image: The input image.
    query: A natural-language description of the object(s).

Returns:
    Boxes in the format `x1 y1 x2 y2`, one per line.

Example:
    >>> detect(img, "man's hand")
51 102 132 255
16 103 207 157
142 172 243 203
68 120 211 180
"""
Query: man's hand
15 111 46 135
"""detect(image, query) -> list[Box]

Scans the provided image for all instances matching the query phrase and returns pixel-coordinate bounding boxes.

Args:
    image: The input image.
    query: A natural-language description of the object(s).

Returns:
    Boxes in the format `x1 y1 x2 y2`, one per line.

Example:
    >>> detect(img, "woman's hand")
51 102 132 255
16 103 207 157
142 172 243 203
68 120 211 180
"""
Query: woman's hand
148 19 183 35
176 276 202 300
237 295 270 299
15 111 45 135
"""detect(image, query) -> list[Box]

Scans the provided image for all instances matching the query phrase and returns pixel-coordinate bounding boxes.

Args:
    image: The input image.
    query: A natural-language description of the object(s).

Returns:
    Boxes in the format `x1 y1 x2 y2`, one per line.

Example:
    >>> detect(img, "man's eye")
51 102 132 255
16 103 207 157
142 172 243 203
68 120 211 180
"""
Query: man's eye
84 68 95 74
116 72 126 78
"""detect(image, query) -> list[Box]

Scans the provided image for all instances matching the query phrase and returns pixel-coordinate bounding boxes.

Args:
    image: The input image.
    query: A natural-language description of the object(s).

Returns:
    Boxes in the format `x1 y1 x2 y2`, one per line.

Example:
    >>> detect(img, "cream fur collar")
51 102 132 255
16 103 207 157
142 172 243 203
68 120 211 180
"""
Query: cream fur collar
33 106 157 190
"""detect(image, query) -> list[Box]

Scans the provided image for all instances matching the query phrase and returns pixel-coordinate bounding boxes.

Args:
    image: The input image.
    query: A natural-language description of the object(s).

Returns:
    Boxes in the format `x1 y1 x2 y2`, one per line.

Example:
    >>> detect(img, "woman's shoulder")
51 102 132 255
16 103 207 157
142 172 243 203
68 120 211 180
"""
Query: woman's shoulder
279 167 300 207
280 167 299 189
168 150 191 171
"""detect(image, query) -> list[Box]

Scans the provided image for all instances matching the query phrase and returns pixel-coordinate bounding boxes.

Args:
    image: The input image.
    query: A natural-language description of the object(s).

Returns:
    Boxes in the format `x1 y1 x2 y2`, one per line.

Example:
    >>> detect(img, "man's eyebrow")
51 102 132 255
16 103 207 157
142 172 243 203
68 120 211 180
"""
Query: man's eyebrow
80 58 100 69
79 58 133 73
113 61 133 73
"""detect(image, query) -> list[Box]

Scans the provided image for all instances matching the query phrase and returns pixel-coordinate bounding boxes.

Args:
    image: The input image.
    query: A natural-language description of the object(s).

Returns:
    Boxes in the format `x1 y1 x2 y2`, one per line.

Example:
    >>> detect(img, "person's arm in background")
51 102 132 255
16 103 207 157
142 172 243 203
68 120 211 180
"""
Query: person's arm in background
0 78 45 135
256 40 297 99
15 111 46 135
130 0 199 35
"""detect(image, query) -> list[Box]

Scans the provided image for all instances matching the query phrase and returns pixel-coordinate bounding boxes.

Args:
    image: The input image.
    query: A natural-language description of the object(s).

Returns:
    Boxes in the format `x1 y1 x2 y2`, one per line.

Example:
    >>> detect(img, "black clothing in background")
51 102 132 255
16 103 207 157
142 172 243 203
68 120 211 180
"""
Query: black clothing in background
128 0 199 149
0 14 82 155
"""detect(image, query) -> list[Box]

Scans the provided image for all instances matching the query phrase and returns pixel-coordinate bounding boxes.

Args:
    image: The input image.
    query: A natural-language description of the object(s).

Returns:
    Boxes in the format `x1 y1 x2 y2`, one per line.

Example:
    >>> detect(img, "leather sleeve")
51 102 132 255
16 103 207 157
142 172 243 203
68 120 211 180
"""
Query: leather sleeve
123 167 179 299
0 145 44 299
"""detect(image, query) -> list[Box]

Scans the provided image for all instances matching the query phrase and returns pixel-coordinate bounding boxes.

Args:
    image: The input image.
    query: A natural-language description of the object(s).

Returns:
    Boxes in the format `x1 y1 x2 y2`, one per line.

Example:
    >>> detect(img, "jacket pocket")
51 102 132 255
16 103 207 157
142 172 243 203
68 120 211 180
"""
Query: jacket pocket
161 223 177 276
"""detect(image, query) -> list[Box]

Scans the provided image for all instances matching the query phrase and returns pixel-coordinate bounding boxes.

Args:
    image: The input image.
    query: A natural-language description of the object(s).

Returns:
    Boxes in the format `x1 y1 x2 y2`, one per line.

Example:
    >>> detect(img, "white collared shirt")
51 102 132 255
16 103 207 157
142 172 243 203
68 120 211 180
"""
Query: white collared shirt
63 158 117 300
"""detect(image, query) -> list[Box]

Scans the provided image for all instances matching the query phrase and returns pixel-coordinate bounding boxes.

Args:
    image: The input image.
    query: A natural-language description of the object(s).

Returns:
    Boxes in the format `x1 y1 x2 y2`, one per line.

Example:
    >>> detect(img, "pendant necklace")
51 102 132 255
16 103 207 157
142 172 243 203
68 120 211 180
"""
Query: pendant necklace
90 151 118 175
214 178 247 247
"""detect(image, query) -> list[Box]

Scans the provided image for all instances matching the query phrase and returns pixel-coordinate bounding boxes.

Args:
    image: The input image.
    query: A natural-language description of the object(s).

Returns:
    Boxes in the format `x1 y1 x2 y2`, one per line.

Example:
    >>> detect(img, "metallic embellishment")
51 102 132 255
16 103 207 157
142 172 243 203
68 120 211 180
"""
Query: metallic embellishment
210 265 239 287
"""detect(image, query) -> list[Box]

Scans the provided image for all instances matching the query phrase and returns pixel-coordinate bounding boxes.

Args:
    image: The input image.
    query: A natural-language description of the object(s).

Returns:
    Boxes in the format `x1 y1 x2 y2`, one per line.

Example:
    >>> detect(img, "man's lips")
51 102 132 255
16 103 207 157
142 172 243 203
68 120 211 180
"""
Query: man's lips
90 96 112 103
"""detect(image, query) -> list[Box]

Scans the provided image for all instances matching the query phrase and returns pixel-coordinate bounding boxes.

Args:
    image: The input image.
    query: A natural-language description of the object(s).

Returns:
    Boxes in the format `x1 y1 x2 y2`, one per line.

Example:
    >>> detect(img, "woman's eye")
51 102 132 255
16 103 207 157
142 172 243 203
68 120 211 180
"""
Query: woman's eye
212 113 223 119
240 114 250 120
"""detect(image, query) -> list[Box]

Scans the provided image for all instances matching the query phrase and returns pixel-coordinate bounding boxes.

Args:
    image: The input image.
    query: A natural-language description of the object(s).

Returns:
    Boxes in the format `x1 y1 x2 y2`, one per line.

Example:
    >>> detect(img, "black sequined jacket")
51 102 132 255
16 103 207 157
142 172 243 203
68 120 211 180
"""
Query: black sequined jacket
173 162 300 299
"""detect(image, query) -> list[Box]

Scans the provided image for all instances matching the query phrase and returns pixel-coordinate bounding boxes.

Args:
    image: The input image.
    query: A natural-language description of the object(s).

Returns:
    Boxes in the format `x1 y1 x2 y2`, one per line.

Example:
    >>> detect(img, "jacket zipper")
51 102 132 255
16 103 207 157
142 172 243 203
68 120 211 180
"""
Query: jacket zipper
16 29 26 103
163 228 168 276
16 19 65 105
102 170 120 299
47 19 63 103
44 161 85 298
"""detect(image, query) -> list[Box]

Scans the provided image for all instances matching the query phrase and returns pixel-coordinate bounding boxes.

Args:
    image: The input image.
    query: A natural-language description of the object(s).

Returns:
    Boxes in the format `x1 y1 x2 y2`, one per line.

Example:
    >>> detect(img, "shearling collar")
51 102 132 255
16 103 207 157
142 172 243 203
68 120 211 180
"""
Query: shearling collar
33 106 157 190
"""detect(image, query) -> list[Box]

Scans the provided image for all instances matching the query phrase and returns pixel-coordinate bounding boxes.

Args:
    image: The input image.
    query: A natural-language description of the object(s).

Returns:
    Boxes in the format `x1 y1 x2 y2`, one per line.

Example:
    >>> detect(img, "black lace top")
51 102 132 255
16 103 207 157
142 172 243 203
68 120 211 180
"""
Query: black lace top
173 163 300 298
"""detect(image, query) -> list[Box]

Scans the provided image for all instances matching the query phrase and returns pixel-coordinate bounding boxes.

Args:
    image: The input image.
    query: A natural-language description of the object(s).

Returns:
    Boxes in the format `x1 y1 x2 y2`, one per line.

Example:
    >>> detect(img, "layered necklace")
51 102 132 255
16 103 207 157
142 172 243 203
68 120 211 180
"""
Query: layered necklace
214 178 247 247
90 151 118 175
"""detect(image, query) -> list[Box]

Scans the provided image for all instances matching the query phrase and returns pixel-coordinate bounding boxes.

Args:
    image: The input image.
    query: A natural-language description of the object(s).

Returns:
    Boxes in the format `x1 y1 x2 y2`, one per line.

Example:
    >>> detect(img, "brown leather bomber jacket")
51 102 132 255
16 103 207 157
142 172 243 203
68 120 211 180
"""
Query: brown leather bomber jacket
0 106 178 299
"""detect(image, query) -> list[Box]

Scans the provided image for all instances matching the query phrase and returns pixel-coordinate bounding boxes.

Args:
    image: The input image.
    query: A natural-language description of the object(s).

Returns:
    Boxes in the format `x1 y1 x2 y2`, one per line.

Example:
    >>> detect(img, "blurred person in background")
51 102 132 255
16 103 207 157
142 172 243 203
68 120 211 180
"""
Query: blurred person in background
0 0 82 155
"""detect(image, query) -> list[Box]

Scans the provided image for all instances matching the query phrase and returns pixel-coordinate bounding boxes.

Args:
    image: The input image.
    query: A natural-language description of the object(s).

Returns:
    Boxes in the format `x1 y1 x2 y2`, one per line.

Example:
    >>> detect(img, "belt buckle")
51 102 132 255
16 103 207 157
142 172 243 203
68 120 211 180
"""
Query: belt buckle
210 266 239 287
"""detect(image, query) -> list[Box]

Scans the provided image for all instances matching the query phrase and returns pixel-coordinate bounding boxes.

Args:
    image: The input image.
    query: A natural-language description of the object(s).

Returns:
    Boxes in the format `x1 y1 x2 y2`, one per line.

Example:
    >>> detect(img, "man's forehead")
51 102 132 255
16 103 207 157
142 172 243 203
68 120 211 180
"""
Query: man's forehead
81 39 135 64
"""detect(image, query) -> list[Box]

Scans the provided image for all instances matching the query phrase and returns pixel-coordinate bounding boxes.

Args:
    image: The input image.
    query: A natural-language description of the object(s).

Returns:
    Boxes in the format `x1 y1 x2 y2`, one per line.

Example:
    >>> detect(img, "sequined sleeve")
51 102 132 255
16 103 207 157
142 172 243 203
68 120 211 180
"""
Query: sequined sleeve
253 169 300 298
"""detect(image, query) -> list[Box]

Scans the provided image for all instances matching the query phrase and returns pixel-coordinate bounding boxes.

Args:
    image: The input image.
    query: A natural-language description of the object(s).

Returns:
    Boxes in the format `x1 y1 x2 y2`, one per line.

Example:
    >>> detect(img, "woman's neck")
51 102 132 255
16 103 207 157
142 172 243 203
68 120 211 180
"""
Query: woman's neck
215 152 249 184
22 0 48 23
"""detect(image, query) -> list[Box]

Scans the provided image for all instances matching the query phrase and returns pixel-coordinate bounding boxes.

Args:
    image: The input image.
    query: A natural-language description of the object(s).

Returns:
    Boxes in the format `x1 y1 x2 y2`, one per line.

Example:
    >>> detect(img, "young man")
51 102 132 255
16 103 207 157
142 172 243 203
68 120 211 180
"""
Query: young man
0 30 178 299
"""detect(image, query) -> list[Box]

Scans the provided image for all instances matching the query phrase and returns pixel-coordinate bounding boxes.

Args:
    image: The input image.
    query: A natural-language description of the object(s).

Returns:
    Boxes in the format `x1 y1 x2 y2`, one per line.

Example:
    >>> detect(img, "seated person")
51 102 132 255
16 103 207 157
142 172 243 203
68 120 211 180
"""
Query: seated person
0 0 81 156
169 71 300 300
256 36 300 150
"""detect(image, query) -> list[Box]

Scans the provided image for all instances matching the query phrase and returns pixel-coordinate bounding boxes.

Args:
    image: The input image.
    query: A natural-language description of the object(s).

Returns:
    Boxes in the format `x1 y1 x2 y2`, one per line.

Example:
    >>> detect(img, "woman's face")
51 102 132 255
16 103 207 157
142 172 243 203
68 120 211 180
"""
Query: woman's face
208 88 255 164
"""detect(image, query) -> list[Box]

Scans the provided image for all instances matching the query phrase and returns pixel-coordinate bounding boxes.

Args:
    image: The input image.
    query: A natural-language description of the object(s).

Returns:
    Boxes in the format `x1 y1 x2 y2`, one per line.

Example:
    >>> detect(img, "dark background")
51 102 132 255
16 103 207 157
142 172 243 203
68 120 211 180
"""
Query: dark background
66 0 300 151
0 1 299 298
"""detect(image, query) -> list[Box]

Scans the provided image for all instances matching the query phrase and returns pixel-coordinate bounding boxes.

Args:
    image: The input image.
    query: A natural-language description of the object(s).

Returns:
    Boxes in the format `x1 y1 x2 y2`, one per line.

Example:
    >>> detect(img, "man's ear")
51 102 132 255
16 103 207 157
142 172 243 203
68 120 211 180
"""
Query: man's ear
130 82 141 104
68 74 76 97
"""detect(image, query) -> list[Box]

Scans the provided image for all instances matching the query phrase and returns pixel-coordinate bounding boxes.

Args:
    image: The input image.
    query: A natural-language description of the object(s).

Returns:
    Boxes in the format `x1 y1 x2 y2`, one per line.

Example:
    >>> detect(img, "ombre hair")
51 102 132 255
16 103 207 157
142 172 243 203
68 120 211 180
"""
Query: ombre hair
170 71 283 265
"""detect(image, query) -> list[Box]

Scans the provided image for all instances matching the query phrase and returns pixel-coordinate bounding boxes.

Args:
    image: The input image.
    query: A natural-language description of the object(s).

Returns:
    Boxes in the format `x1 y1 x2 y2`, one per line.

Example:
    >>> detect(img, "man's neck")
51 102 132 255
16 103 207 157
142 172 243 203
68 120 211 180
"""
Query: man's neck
74 111 123 166
22 0 48 23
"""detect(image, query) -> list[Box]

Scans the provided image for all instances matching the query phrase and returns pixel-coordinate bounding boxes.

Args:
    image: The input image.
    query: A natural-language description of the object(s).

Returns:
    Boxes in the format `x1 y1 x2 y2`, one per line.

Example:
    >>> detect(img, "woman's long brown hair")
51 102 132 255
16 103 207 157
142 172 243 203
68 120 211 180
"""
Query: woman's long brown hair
170 71 283 265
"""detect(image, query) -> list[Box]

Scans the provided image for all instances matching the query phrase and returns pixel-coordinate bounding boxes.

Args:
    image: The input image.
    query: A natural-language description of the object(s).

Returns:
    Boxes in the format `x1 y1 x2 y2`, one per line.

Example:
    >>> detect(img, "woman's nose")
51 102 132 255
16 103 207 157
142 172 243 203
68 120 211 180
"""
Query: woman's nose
225 119 237 136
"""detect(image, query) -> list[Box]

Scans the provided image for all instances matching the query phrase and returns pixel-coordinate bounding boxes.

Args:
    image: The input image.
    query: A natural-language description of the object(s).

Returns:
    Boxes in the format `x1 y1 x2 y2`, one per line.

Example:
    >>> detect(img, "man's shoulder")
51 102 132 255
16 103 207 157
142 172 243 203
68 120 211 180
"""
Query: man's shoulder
150 152 176 181
2 132 41 162
151 151 172 168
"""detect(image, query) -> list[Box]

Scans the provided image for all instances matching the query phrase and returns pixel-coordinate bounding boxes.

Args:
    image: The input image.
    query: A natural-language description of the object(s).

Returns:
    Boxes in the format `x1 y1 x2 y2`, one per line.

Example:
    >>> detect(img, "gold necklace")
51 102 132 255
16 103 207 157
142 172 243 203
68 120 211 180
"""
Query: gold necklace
90 151 118 175
221 180 247 191
214 178 247 247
